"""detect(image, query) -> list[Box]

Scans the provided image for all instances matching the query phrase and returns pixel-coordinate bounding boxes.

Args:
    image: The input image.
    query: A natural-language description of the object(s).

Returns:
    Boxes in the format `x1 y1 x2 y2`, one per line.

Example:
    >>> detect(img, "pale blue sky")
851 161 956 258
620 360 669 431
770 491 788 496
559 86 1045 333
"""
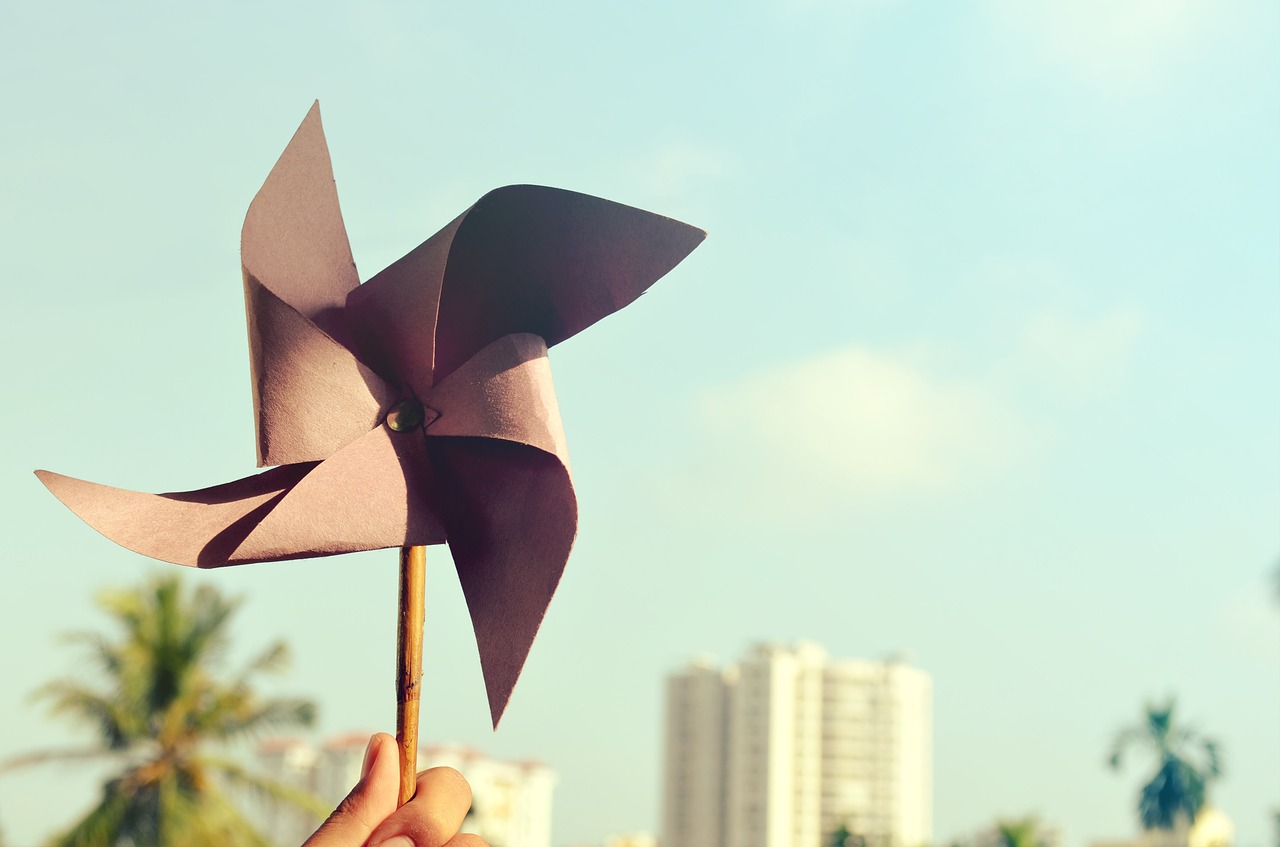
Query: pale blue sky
1 1 1276 846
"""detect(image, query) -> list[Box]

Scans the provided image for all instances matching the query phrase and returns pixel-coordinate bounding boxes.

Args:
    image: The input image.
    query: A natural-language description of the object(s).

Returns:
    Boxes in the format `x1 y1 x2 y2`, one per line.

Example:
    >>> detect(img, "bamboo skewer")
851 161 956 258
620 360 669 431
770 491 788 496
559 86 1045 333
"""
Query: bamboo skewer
395 544 426 806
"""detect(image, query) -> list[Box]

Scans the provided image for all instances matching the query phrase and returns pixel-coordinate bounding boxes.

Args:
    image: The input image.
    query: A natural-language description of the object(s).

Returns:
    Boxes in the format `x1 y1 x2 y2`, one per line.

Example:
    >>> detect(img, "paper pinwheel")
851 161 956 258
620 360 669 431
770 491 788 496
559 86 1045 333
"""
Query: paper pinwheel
36 104 704 743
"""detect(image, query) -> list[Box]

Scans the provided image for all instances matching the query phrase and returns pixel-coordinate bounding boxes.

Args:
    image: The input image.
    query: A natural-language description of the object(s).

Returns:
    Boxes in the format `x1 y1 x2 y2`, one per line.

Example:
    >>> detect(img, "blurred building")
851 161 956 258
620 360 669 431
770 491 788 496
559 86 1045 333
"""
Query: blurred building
565 835 657 847
603 834 657 847
663 642 932 847
1089 809 1235 847
254 734 554 847
255 736 322 847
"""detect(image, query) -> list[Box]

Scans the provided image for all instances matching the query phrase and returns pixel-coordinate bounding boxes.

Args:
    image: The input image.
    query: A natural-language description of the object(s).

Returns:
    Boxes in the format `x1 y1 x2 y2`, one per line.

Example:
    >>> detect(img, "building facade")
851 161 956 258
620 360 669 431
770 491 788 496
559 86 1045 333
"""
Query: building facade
254 734 555 847
663 643 932 847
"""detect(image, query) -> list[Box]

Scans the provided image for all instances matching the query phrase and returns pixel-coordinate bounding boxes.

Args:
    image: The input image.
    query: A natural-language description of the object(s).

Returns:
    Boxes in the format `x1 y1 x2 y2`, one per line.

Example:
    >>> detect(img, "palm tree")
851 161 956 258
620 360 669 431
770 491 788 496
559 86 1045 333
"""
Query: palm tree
995 817 1048 847
1108 698 1222 831
828 824 864 847
1 574 324 846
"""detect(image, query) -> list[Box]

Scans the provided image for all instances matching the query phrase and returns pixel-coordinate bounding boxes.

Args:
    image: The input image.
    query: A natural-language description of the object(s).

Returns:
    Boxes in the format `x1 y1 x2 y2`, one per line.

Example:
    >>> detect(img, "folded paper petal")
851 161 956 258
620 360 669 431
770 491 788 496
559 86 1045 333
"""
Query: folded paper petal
344 213 463 396
426 333 569 466
419 333 576 724
427 436 576 727
348 185 707 386
34 464 314 568
34 424 448 568
243 102 365 461
238 425 446 560
245 278 397 466
435 186 705 379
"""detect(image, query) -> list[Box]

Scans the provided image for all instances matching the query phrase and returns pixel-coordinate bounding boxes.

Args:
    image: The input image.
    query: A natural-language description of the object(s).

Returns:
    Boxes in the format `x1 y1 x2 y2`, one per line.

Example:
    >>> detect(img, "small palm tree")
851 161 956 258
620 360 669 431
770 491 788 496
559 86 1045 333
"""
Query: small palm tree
995 817 1047 847
1 574 324 846
1108 698 1222 831
828 824 865 847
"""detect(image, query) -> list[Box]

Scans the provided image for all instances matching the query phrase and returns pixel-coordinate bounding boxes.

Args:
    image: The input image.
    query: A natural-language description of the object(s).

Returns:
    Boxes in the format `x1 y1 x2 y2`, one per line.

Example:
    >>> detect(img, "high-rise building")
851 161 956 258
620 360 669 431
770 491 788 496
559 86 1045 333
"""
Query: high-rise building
662 643 932 847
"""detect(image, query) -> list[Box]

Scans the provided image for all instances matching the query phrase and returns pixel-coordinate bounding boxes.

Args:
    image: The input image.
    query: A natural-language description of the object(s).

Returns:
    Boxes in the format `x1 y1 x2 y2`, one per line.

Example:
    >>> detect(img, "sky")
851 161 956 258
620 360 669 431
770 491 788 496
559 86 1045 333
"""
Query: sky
0 1 1277 846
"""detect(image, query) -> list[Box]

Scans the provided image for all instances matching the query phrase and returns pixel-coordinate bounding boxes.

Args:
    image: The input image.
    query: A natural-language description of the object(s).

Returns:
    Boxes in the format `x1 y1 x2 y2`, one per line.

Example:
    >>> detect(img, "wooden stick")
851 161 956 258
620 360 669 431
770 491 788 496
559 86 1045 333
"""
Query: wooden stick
395 545 426 806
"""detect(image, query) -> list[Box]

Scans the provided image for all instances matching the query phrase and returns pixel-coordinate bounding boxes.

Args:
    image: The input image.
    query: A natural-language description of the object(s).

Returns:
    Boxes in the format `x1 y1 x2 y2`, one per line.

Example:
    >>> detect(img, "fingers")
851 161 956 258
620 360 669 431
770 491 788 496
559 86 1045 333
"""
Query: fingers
299 734 486 847
365 766 475 847
303 733 400 847
443 836 490 847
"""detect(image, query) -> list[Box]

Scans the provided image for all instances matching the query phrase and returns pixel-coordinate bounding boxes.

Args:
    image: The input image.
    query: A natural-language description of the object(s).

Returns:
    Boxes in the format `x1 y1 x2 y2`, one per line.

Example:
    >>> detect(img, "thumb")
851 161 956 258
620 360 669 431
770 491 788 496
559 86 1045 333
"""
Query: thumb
303 733 401 847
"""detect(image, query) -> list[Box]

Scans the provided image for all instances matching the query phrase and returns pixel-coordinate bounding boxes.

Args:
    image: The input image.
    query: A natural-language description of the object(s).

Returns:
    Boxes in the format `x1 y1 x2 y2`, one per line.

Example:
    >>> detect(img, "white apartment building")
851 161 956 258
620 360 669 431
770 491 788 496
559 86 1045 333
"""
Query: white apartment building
254 734 555 847
663 643 932 847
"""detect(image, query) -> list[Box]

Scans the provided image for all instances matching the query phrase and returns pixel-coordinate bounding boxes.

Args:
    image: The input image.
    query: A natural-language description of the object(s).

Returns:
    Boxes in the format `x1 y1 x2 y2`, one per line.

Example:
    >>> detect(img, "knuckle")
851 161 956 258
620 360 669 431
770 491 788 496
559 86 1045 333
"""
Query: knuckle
422 766 469 791
413 808 455 844
419 765 473 806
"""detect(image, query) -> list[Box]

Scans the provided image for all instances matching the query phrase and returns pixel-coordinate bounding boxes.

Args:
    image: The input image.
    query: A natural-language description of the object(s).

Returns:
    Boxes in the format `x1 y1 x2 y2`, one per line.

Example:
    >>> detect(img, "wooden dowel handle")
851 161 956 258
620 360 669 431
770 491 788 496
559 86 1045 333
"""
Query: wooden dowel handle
395 545 426 806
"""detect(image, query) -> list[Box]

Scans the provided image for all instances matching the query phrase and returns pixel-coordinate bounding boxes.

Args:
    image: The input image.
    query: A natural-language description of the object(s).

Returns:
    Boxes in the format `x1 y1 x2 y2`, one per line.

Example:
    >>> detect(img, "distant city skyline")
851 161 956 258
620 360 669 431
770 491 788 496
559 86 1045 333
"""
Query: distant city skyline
664 642 932 847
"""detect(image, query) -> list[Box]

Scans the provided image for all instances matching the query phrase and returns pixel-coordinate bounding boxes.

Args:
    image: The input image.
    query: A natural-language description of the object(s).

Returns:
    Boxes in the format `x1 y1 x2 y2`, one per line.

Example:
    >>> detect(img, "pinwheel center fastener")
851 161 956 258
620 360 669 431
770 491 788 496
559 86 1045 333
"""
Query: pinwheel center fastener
386 398 429 432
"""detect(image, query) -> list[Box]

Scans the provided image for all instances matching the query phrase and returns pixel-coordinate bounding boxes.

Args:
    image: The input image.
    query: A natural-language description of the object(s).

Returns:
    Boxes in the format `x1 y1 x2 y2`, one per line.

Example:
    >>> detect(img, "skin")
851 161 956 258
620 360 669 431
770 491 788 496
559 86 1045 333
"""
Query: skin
303 733 489 847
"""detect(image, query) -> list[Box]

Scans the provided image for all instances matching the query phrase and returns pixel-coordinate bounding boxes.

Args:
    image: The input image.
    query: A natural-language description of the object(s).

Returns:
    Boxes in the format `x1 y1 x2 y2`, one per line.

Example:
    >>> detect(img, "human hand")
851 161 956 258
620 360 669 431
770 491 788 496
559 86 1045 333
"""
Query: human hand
303 733 488 847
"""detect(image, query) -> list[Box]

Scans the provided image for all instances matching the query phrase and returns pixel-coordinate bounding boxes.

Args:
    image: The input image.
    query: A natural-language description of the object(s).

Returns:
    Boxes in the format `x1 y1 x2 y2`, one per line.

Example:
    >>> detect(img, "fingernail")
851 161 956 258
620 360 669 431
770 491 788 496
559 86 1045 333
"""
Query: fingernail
373 837 414 847
360 734 382 781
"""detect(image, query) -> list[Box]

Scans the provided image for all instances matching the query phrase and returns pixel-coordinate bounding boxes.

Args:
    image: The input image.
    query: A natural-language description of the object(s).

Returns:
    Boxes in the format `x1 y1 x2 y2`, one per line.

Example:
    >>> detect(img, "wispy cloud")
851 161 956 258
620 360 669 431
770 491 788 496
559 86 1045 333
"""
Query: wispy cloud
642 142 728 200
651 290 1144 527
1020 308 1144 394
986 0 1214 92
697 345 1030 492
772 0 895 15
654 345 1036 526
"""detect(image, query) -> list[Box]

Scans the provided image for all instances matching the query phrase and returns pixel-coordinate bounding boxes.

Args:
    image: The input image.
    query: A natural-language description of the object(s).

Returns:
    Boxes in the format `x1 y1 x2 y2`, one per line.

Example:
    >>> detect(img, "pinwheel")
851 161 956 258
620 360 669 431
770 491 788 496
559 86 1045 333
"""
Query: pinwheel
36 103 704 802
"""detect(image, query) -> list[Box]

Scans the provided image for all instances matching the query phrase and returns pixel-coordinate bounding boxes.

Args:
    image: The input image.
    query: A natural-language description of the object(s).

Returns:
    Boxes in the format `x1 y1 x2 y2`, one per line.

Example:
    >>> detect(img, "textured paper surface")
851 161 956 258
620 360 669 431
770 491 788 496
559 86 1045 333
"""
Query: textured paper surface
36 102 704 725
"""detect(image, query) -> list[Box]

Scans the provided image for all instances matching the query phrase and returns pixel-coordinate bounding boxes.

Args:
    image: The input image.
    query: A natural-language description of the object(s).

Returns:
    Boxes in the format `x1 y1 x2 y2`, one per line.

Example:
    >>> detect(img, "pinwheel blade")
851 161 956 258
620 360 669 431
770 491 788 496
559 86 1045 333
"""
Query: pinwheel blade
426 333 569 463
344 214 464 398
34 464 314 568
242 102 360 332
430 437 577 727
238 424 447 561
243 102 375 465
353 184 706 383
245 278 397 466
36 423 449 568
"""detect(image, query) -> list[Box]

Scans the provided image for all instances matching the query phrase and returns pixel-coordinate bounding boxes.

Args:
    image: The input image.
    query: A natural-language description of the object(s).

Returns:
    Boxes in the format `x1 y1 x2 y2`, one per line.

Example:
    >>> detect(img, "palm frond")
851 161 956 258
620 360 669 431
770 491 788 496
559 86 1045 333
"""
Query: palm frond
46 789 129 847
203 755 331 818
209 698 318 742
0 747 121 775
33 681 136 749
240 641 291 679
184 785 277 847
1202 740 1222 778
1107 725 1148 770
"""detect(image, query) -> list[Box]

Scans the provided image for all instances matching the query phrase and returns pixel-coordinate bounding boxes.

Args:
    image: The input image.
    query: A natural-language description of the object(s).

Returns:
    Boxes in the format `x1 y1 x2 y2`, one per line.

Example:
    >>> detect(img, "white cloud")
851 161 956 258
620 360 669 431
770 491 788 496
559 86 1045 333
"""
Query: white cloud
773 0 894 15
643 142 728 200
987 0 1212 91
1216 585 1280 663
1020 308 1144 393
685 345 1035 509
653 295 1145 526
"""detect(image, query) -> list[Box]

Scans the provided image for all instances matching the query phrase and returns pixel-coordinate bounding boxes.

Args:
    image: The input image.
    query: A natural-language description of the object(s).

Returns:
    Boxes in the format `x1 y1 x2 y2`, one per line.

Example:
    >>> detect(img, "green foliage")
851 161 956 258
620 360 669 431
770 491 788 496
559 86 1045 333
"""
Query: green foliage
828 823 871 847
995 817 1046 847
1108 697 1222 831
2 574 324 847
